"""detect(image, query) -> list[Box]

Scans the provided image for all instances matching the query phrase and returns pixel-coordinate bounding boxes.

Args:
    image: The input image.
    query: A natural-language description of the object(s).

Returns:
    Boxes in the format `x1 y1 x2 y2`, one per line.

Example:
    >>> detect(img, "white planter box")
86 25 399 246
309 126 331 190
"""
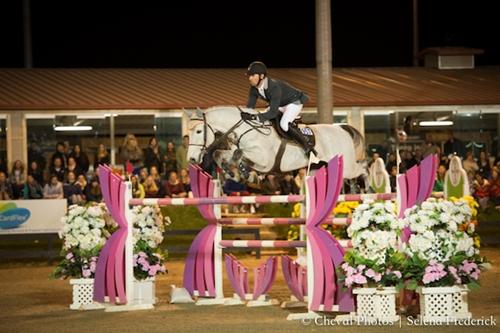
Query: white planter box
346 287 400 323
417 285 471 322
133 278 156 305
69 278 103 310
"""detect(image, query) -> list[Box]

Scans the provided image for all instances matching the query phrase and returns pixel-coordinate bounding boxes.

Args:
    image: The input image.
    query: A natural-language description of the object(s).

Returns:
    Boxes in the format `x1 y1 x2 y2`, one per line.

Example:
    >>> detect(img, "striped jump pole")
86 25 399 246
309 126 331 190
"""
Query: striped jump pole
217 217 351 226
129 195 304 206
219 240 352 249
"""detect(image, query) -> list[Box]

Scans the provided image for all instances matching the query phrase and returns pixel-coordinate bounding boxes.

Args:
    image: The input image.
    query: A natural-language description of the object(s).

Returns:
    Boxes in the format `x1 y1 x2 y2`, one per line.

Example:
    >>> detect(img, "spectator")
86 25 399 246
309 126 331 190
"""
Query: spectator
414 148 423 165
143 137 163 173
66 156 83 178
222 166 250 213
245 170 261 194
261 173 281 195
280 172 299 195
63 171 85 205
28 160 45 186
463 151 479 193
0 171 13 200
164 171 187 198
49 157 65 182
94 143 110 171
389 165 398 193
176 135 189 172
489 169 500 206
149 166 162 188
76 174 88 190
50 142 68 169
179 168 191 193
223 166 249 196
130 175 145 199
85 176 102 203
162 141 177 178
43 175 64 199
138 168 149 184
433 164 447 192
143 175 160 198
119 133 144 174
10 160 25 199
478 151 491 179
473 173 490 210
463 151 479 176
385 153 397 174
294 168 307 191
69 144 90 174
23 174 43 199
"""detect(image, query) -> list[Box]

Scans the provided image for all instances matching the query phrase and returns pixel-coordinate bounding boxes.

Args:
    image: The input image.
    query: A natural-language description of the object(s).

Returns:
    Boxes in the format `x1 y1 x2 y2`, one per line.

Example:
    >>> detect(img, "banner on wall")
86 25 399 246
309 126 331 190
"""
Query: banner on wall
0 199 67 234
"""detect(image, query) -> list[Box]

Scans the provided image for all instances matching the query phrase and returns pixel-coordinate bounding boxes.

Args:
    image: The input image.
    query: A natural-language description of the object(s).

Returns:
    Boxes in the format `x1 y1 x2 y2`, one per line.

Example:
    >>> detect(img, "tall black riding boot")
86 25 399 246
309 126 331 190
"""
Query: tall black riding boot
287 125 318 156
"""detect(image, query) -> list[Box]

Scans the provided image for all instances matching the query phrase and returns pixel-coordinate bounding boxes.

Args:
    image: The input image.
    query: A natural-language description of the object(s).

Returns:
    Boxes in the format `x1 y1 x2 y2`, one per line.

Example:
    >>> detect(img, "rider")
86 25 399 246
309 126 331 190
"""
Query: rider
241 61 317 157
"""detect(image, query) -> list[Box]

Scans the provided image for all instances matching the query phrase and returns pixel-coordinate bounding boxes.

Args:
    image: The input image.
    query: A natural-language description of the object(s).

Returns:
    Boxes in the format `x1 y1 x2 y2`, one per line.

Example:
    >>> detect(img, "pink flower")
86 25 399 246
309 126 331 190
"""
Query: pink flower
82 269 91 278
423 262 447 284
365 269 376 278
138 251 147 258
345 276 354 288
356 265 366 272
89 261 97 273
393 271 402 279
65 252 74 260
140 261 150 271
373 272 382 282
148 264 160 276
352 273 367 285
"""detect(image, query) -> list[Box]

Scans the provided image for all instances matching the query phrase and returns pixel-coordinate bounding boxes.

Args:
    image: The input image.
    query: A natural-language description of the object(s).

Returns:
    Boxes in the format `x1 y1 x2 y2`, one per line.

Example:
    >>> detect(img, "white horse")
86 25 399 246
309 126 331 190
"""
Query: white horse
187 106 367 180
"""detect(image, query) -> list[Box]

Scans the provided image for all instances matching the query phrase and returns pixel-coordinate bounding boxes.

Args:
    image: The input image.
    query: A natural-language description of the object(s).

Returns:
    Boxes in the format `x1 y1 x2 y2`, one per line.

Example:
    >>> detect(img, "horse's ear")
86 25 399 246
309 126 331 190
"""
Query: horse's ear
184 109 194 119
184 108 204 120
195 107 204 119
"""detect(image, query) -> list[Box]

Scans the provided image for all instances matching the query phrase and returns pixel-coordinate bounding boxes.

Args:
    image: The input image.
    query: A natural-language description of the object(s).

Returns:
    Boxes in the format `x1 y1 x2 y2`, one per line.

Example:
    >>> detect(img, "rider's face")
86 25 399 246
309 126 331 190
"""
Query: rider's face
248 74 263 87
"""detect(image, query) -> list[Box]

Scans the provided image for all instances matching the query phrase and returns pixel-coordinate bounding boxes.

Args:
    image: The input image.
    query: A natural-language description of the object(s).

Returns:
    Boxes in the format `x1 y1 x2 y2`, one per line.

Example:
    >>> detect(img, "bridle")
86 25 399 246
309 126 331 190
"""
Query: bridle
189 107 272 163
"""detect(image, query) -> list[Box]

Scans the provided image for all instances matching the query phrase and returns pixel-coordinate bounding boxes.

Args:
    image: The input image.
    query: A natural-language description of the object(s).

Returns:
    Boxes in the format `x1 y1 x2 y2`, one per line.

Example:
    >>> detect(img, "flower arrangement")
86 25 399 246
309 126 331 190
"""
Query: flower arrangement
402 197 485 290
53 203 170 281
131 205 170 280
52 203 115 279
338 200 406 289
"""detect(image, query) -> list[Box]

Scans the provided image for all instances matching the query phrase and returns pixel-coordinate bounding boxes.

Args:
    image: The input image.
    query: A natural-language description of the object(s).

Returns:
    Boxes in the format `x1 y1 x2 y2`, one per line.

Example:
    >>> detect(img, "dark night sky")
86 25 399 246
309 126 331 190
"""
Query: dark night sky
1 0 499 68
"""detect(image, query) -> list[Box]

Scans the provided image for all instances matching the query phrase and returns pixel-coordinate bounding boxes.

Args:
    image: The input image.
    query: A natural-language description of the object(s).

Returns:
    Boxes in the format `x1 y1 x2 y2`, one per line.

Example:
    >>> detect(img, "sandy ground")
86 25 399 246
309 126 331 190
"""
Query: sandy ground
0 248 499 333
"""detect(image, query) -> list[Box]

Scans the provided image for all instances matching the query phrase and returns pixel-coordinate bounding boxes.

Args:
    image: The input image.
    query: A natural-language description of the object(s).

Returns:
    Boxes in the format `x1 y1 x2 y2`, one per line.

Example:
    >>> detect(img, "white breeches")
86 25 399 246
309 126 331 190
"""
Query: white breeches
277 103 303 131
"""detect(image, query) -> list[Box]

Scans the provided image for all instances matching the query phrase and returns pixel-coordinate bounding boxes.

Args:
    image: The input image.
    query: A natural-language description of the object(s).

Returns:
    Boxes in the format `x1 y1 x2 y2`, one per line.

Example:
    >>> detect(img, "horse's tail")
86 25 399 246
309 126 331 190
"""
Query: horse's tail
339 124 366 161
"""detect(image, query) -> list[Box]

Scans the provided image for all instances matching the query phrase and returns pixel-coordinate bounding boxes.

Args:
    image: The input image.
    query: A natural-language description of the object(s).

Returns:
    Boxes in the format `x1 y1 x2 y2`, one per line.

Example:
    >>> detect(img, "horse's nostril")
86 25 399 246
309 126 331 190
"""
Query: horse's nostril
189 158 197 163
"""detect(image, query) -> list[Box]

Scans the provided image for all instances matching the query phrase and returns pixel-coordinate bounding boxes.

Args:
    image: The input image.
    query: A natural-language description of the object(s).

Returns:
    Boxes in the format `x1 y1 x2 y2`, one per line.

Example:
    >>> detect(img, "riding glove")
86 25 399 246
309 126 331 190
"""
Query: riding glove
241 112 258 121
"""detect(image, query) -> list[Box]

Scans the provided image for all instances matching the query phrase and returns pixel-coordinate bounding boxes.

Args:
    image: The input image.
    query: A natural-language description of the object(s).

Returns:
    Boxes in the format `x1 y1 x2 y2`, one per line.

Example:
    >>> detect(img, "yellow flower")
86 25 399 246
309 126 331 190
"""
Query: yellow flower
450 195 479 218
291 203 302 218
474 235 481 248
333 201 359 215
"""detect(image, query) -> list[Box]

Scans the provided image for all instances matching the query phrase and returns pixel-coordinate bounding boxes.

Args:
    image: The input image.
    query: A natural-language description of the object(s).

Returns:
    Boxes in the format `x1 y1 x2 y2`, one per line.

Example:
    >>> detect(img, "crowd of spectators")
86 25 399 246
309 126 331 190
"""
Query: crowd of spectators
4 134 500 214
377 145 500 210
0 133 192 207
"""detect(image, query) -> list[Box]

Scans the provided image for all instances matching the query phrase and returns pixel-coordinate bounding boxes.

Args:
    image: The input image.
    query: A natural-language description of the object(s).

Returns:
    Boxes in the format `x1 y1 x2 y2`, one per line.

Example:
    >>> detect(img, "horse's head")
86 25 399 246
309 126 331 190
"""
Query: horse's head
187 121 212 164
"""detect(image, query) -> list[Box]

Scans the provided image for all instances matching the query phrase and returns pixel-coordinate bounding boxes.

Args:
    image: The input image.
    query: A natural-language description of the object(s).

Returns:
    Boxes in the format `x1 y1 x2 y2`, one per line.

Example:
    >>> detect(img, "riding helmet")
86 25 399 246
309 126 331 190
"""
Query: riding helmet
247 61 267 76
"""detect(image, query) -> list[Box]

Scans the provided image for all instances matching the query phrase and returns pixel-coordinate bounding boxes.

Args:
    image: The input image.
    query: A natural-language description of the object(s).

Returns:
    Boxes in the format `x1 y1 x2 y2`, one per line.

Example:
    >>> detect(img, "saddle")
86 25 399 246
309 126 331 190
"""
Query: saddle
273 115 316 147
